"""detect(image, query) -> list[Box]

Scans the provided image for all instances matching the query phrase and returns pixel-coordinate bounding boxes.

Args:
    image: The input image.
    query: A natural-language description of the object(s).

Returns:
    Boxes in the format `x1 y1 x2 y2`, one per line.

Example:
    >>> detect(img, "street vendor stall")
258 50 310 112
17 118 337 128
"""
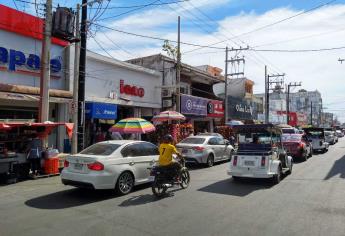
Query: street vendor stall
0 121 73 183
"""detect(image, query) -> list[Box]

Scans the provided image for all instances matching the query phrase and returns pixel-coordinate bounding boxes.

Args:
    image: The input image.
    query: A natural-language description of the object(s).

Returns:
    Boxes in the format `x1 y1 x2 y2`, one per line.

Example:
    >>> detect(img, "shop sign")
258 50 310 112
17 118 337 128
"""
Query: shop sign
181 94 207 116
120 79 145 97
207 100 224 118
85 102 117 120
0 46 62 74
227 96 256 120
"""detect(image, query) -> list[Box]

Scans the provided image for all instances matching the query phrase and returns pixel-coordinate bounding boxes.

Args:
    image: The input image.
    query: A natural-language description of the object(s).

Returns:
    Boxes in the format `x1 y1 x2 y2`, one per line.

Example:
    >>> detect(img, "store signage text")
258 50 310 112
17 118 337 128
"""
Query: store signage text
120 79 145 97
0 47 62 73
235 104 253 115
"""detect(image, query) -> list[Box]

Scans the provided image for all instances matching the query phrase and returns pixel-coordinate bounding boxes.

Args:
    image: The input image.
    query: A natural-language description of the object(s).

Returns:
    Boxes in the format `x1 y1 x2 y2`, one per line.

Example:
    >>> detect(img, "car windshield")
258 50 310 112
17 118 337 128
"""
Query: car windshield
282 128 296 134
325 131 332 136
237 132 272 145
306 131 323 138
80 143 121 156
282 135 301 142
180 137 206 144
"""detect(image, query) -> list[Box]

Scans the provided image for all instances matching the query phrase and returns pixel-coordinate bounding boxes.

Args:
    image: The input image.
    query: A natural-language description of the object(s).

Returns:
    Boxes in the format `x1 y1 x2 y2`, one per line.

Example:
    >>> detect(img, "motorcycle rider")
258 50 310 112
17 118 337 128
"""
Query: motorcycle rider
158 134 182 177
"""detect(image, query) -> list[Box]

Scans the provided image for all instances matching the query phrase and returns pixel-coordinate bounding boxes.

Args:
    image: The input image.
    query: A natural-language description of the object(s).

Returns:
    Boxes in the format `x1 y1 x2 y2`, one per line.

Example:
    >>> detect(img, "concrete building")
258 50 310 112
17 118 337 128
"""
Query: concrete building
127 54 224 132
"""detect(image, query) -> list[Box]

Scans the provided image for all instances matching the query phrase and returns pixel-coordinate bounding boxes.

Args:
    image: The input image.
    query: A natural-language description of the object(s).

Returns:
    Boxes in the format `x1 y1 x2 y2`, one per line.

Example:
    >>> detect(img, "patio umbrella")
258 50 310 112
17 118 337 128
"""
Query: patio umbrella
109 118 155 134
152 111 186 122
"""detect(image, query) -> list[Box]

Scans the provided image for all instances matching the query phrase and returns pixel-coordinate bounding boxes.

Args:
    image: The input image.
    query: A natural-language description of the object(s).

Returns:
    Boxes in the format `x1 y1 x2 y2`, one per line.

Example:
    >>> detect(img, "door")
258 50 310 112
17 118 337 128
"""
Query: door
216 137 228 160
207 137 221 160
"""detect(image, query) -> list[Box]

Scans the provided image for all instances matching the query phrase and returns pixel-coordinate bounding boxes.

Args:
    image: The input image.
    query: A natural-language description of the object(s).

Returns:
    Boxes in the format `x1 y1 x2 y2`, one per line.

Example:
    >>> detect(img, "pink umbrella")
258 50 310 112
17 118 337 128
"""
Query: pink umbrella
152 111 186 122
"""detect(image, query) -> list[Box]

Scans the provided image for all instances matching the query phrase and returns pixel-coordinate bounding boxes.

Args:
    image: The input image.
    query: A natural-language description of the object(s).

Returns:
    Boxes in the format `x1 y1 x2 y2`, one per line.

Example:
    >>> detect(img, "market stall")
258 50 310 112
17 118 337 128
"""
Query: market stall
0 121 73 183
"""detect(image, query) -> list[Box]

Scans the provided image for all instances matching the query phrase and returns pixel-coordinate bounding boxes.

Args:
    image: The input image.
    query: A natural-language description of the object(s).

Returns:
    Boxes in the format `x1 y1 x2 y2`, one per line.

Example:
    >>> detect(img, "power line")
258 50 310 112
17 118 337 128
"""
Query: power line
250 45 345 53
92 23 225 49
181 0 337 53
87 0 190 10
12 0 19 10
101 32 139 58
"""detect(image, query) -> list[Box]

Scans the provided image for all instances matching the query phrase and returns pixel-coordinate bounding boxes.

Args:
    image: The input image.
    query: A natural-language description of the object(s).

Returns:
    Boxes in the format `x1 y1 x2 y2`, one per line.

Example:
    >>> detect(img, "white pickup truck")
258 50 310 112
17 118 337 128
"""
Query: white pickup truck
228 124 293 184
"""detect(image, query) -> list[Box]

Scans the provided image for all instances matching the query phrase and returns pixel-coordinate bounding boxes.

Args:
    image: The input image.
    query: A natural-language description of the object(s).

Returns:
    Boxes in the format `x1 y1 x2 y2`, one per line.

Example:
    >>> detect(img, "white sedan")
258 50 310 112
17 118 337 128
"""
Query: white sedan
61 140 159 195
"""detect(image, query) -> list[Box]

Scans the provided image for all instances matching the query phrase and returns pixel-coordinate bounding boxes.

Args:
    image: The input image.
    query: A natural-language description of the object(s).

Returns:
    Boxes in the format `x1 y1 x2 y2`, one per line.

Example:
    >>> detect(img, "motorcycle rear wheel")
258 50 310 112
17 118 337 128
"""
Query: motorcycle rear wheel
152 179 167 197
179 168 190 189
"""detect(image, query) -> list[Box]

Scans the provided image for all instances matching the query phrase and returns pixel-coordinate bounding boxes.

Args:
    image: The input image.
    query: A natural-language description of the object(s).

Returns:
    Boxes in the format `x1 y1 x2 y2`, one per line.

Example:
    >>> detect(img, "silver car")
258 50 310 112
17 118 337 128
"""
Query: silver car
61 140 159 195
325 131 336 145
176 135 234 167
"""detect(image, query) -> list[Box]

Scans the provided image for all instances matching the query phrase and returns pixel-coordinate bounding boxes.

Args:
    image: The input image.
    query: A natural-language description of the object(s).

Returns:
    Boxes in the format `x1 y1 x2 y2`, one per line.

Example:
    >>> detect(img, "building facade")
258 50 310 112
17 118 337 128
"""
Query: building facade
127 54 224 133
0 4 72 151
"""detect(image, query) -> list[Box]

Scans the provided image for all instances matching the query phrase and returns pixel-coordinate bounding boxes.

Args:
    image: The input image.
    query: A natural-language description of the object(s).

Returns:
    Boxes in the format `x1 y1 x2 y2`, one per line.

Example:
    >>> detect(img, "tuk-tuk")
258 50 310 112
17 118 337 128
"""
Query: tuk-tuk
227 124 293 184
303 128 329 153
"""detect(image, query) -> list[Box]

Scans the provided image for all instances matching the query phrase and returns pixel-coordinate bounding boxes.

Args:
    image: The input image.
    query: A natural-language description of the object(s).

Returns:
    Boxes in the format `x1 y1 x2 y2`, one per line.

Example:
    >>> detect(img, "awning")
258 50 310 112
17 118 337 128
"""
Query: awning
0 92 71 103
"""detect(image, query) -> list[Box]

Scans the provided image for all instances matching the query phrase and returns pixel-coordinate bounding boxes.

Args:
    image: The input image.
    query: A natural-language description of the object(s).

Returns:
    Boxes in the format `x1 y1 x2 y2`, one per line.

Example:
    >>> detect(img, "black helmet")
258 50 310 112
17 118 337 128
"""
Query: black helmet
164 134 173 142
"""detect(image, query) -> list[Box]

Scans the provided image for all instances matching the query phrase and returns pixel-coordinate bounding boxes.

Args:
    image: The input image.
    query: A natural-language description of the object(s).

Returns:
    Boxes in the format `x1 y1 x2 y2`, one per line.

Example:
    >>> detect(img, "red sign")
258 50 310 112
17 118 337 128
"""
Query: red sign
0 4 68 47
207 100 224 118
120 80 145 97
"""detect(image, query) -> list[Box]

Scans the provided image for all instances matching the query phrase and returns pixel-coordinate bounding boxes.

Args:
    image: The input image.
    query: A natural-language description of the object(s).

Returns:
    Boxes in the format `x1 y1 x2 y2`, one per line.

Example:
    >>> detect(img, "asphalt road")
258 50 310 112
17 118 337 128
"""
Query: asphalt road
1 139 345 236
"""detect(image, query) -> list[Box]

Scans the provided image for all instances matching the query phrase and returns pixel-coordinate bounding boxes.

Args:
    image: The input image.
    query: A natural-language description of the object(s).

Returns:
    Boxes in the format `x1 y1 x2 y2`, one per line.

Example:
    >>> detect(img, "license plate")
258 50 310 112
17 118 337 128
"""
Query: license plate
244 160 255 166
74 163 83 170
148 176 155 181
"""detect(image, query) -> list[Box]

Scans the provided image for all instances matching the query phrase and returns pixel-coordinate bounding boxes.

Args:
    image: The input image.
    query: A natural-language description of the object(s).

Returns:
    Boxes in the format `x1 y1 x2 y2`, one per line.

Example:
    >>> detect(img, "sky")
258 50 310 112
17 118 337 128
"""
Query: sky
3 0 345 122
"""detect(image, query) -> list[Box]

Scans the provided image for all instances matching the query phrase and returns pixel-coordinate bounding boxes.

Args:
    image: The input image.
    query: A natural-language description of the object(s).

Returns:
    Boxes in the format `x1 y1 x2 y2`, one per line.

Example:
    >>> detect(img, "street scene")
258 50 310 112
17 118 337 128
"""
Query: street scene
1 0 345 235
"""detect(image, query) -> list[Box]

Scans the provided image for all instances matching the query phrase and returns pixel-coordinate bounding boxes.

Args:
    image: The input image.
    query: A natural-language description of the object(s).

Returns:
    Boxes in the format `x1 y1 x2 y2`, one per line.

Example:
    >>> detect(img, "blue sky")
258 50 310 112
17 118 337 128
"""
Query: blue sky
3 0 345 121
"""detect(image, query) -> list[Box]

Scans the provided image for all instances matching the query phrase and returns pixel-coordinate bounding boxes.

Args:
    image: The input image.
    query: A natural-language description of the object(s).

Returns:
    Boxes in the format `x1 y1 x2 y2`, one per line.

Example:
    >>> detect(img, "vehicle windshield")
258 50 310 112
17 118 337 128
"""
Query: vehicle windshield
80 143 121 156
282 134 302 142
237 132 272 145
180 137 206 144
306 131 323 138
325 131 332 136
282 128 296 134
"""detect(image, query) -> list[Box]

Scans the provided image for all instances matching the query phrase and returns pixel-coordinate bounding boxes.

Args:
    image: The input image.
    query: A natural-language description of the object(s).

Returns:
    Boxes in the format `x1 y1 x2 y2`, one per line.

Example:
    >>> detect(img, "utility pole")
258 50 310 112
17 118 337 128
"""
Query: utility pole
78 0 88 152
286 82 301 124
224 46 229 123
72 4 80 154
264 65 268 123
224 46 249 123
310 101 313 126
39 0 53 147
266 72 285 123
176 16 181 113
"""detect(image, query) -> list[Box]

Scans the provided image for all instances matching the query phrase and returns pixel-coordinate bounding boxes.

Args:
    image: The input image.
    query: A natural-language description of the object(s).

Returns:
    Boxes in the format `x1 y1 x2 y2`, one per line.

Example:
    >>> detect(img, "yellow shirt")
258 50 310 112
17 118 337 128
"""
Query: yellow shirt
158 143 179 166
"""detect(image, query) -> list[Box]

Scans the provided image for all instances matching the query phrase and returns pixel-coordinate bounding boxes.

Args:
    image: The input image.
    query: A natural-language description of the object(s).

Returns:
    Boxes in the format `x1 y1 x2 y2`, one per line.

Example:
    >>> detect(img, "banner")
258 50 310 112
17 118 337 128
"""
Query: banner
181 94 208 116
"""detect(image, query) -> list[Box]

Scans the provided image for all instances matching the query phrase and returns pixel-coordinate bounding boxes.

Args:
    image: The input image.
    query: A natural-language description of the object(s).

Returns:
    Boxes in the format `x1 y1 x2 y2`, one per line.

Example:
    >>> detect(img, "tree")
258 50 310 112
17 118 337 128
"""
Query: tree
162 40 178 60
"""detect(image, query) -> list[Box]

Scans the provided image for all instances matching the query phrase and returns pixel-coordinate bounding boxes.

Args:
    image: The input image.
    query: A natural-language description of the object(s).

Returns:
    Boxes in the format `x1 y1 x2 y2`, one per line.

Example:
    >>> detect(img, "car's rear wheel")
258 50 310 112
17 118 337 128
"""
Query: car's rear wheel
116 171 134 195
308 148 313 157
206 154 214 167
232 176 241 181
303 151 308 162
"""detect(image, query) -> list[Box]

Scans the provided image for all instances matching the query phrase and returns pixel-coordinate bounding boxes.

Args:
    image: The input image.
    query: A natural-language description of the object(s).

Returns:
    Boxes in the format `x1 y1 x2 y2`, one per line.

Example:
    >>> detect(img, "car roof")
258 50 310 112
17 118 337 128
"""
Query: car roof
97 140 152 145
186 135 216 139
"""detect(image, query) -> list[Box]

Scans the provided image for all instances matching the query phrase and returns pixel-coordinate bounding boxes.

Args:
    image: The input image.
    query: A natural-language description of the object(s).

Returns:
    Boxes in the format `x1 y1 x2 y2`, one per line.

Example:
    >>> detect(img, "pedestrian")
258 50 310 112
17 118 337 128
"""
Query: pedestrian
95 127 105 143
26 137 42 176
111 131 123 140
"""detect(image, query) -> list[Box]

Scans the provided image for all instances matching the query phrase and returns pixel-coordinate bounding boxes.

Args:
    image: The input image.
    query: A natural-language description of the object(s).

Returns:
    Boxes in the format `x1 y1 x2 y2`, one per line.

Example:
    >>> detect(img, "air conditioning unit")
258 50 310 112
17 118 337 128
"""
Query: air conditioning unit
162 99 172 108
162 89 173 98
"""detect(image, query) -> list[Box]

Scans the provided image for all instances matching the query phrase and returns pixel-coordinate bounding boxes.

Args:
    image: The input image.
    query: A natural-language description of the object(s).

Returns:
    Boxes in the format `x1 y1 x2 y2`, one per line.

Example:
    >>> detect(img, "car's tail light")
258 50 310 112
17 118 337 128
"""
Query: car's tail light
87 162 104 171
299 143 305 149
64 160 69 168
193 146 205 151
233 156 238 166
261 156 266 167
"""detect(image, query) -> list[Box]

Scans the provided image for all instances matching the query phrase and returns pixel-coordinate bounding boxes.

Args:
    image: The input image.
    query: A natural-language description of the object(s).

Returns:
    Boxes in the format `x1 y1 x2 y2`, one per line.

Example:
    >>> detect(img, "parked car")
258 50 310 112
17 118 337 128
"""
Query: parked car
303 128 329 153
325 131 336 145
281 128 299 134
176 135 234 167
335 130 344 138
197 132 224 138
227 124 293 184
61 140 159 195
282 134 312 161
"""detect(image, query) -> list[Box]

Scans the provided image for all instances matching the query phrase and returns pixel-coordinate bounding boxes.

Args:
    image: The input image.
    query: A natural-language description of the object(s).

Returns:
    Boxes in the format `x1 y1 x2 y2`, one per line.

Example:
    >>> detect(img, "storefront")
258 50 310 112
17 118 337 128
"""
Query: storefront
84 51 161 144
227 96 257 123
180 94 224 133
0 5 72 151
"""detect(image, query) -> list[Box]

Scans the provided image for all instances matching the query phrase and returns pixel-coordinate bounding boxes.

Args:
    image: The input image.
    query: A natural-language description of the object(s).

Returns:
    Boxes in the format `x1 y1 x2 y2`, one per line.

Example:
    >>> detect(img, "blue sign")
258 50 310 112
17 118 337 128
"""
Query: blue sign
0 46 62 73
85 102 117 120
181 94 208 116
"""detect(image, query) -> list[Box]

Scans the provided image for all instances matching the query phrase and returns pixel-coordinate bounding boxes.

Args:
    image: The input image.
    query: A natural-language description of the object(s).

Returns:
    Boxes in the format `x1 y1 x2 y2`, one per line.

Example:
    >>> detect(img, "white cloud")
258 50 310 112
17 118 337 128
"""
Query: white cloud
89 3 345 121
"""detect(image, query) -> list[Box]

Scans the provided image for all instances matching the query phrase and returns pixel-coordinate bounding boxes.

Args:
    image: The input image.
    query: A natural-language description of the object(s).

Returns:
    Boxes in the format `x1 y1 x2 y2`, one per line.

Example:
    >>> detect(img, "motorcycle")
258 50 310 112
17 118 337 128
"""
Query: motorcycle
150 157 190 197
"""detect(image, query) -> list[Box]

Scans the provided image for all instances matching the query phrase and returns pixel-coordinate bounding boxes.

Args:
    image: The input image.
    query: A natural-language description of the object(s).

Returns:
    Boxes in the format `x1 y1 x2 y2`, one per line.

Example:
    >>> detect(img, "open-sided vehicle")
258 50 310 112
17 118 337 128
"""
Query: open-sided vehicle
227 124 293 184
303 128 329 153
